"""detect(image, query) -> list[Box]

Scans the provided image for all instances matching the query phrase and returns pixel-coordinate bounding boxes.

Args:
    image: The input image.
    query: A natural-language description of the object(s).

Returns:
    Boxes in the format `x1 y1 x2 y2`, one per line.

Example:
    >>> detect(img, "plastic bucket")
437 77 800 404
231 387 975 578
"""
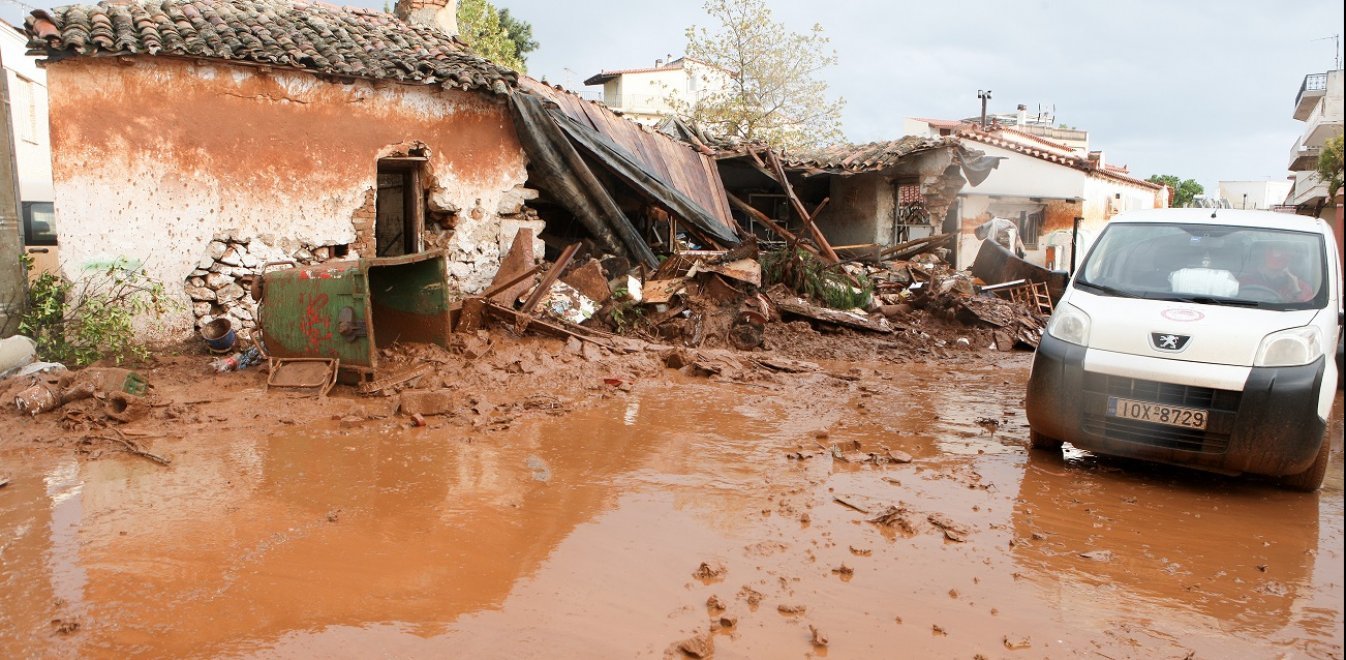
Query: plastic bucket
201 318 237 353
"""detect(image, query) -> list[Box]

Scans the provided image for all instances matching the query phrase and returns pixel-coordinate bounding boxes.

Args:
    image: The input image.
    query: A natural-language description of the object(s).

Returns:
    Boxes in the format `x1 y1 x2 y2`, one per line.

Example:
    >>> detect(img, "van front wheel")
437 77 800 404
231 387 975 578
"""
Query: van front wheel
1029 429 1063 452
1278 438 1330 492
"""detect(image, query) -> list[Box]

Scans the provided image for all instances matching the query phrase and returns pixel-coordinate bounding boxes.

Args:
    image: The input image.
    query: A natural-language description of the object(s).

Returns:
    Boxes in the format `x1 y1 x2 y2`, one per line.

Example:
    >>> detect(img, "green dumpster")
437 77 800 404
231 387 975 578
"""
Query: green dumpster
257 250 452 373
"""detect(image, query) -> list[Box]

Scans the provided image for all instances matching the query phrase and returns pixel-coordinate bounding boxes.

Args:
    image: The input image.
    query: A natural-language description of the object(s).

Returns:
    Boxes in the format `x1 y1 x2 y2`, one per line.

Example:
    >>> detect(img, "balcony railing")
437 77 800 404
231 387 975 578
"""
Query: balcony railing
1298 73 1328 100
1294 72 1329 119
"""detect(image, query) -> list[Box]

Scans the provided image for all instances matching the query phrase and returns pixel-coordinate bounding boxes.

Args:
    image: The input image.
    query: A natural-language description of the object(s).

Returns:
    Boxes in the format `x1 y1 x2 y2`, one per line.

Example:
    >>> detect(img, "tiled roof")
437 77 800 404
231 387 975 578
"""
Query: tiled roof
990 125 1077 154
24 0 516 93
956 128 1160 189
782 136 959 173
584 57 688 85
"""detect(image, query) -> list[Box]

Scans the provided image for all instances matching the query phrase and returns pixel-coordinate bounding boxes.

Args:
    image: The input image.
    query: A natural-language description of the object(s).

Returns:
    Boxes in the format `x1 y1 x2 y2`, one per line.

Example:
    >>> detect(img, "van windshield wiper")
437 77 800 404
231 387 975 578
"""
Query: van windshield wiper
1074 280 1145 299
1162 295 1261 307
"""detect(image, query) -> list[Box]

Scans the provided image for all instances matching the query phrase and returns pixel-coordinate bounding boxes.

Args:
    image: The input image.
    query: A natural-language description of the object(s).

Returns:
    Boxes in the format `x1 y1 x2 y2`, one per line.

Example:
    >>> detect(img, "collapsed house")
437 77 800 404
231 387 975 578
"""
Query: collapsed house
905 118 1169 271
24 0 739 338
662 120 997 260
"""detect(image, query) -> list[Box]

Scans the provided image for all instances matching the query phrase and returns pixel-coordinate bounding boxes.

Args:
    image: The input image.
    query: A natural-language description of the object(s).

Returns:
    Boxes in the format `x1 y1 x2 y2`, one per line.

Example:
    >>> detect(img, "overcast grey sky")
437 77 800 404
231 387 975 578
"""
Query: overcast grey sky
5 0 1343 194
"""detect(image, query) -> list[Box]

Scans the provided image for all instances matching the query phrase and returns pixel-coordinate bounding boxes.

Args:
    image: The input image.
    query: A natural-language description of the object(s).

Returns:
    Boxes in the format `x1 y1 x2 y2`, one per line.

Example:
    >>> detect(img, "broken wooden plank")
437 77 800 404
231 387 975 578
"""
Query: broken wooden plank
643 279 687 304
488 228 540 304
833 496 870 514
688 258 761 287
517 242 582 333
767 150 839 263
750 357 820 373
879 232 955 260
645 303 687 326
774 294 893 334
481 264 544 302
359 364 433 395
726 192 822 258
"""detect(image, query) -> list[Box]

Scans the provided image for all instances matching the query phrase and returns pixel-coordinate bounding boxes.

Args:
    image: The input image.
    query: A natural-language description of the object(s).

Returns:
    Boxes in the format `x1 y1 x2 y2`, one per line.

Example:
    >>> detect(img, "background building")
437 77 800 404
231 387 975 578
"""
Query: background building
584 57 732 125
1286 68 1343 217
1218 179 1294 211
905 114 1166 271
2 20 55 279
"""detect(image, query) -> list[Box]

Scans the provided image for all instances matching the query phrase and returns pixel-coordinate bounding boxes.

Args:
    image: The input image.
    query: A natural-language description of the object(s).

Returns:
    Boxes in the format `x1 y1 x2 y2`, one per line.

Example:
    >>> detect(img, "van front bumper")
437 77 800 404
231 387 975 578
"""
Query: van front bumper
1025 333 1327 477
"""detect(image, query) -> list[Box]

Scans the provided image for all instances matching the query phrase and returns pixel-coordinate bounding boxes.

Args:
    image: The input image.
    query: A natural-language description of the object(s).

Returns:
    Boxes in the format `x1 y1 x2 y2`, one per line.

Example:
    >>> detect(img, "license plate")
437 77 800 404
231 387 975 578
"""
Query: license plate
1107 397 1209 430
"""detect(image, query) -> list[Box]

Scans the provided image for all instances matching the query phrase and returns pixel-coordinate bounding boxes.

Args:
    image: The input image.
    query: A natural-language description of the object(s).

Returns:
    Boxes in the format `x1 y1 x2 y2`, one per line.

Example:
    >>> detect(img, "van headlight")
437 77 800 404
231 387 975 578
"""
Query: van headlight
1254 326 1324 367
1046 303 1091 346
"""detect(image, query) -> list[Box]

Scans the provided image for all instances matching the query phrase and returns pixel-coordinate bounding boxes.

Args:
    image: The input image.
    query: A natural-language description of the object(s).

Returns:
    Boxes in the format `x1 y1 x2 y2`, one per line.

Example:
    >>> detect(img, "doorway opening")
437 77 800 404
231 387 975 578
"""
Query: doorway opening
375 157 427 257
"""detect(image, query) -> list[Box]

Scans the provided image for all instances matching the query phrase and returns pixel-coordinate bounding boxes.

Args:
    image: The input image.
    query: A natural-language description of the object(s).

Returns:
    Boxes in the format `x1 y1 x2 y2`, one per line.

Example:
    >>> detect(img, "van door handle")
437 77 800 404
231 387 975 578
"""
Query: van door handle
26 248 50 254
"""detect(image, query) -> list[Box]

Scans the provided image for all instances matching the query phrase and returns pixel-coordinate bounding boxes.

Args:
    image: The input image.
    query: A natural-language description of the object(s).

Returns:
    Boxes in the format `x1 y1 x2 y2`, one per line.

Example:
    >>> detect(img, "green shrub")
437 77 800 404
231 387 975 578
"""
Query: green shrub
18 259 170 366
608 286 645 332
762 248 873 310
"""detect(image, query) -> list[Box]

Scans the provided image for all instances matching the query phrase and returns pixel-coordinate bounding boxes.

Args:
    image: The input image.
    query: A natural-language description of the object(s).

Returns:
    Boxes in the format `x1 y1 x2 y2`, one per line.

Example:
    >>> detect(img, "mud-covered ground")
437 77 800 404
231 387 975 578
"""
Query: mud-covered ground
1 325 1342 658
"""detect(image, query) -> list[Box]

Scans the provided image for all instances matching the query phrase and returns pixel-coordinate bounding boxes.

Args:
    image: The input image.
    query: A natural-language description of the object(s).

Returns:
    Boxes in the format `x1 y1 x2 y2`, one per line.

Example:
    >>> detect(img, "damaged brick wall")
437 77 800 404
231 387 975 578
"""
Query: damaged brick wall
45 57 531 338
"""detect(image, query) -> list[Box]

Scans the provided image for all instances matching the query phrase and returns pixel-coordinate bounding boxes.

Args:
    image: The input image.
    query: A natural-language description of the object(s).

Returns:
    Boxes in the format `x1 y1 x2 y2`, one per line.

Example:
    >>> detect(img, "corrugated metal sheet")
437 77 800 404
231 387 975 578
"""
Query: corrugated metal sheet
520 78 736 235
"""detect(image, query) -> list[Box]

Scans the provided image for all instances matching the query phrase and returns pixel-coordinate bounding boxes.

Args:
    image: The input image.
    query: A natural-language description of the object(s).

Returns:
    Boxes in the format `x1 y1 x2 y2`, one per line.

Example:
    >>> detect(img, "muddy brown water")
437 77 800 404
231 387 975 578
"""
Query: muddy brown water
1 355 1342 658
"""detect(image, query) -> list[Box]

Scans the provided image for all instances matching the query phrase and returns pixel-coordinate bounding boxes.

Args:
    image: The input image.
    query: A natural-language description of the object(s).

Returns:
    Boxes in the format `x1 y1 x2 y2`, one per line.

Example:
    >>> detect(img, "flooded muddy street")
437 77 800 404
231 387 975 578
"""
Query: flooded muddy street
1 350 1342 658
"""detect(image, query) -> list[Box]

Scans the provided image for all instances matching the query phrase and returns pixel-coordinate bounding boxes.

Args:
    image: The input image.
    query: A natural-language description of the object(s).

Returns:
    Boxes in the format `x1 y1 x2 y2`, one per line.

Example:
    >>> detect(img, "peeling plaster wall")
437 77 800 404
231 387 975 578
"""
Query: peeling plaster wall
46 57 530 337
812 151 965 250
814 174 889 247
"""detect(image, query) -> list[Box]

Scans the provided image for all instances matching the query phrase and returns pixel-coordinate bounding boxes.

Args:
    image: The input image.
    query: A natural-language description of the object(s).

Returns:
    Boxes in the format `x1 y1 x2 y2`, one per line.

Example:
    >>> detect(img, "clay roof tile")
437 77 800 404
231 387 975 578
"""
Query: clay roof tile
25 0 515 94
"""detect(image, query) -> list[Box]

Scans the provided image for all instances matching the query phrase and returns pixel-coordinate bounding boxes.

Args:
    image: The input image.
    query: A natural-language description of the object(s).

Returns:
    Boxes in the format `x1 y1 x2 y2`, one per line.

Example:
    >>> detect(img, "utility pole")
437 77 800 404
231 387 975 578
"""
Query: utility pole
0 46 29 337
978 89 992 129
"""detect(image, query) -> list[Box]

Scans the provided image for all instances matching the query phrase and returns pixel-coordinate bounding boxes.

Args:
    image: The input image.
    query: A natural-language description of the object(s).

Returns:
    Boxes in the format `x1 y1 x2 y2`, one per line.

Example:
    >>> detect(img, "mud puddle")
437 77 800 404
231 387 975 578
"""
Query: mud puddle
1 356 1341 658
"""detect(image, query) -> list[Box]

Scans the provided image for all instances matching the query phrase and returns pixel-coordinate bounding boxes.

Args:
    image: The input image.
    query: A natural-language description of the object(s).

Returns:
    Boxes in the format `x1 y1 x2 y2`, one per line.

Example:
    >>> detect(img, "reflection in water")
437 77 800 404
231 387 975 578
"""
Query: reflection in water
1011 449 1321 637
44 459 88 614
0 365 1338 658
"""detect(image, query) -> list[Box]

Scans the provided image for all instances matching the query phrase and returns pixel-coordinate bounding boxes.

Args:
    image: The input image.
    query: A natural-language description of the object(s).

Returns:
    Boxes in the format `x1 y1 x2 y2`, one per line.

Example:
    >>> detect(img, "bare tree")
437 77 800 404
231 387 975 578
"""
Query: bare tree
678 0 845 151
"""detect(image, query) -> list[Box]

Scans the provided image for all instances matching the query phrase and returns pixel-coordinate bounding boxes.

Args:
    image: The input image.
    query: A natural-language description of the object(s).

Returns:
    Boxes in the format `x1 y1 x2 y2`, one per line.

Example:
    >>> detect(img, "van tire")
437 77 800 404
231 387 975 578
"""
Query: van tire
1278 438 1330 492
1029 429 1063 452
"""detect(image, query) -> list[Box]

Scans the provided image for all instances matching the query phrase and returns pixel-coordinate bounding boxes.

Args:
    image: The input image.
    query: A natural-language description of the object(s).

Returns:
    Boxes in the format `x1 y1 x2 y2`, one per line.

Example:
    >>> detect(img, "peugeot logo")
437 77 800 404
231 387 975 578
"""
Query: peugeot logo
1151 332 1191 352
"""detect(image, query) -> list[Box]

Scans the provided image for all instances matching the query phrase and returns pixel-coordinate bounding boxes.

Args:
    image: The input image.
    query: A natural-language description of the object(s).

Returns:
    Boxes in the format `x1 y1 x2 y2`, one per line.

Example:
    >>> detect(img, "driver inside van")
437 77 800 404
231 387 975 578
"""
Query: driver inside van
1239 243 1314 302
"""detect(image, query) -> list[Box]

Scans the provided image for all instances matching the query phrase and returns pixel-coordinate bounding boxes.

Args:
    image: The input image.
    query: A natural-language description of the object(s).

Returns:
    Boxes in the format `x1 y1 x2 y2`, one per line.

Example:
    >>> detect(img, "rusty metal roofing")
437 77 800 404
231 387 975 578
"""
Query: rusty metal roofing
522 77 737 236
25 0 516 93
780 136 960 173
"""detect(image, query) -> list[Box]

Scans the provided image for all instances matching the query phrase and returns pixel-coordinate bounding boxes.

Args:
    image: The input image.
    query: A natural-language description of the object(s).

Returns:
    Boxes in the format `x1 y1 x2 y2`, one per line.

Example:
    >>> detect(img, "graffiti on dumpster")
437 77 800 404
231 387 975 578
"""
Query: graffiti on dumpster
300 293 333 349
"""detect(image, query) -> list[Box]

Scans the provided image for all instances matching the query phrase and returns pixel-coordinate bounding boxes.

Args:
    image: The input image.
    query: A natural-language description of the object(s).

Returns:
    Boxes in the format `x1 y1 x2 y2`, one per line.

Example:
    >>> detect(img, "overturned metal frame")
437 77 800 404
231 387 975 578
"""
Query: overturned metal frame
266 357 340 397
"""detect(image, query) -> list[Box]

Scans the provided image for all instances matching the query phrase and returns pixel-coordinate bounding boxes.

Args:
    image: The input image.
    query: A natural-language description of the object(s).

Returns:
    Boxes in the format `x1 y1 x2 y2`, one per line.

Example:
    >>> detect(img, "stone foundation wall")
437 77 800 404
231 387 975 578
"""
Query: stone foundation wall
185 233 343 337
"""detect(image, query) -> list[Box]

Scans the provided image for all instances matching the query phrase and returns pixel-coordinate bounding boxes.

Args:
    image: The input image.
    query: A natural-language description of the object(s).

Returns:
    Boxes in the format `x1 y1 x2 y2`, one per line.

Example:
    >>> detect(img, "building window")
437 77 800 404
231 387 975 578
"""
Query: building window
23 202 57 246
13 76 39 144
1021 210 1044 249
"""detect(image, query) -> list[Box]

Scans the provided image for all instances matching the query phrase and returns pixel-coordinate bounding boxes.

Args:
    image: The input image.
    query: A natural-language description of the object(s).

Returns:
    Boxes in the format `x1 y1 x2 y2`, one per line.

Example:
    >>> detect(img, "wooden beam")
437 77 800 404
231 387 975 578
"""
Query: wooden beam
516 242 581 333
480 263 543 300
726 193 822 258
766 150 840 263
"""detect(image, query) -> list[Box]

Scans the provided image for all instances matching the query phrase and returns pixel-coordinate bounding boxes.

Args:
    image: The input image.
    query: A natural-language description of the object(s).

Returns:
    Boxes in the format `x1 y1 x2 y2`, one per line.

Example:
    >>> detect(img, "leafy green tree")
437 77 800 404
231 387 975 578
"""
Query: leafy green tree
1317 133 1344 200
679 0 845 151
1146 174 1205 208
456 0 530 73
497 8 538 68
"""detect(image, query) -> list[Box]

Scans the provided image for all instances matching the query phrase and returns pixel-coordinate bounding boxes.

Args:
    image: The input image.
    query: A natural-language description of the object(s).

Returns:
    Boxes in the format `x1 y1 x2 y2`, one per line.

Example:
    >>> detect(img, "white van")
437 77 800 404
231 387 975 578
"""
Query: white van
1026 208 1342 491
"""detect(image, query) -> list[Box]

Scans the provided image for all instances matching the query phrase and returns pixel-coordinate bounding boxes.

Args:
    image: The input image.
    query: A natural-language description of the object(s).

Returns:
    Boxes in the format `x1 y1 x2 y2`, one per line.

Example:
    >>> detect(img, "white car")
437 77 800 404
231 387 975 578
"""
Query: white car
1026 208 1342 491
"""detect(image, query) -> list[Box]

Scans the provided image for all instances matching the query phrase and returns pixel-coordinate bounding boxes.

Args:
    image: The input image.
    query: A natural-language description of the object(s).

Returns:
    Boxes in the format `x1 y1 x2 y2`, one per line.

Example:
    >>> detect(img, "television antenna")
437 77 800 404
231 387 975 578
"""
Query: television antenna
1311 34 1341 70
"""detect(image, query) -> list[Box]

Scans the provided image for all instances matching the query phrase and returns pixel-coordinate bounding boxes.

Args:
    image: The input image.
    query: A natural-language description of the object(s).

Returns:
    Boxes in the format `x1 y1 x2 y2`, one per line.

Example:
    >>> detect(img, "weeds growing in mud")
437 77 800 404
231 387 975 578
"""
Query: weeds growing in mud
16 256 172 366
762 248 873 310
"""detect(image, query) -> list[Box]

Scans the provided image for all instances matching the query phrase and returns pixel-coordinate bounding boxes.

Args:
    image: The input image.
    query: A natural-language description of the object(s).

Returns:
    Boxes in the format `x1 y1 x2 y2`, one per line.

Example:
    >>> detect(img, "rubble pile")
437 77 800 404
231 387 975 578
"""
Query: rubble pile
458 229 1051 356
185 233 342 336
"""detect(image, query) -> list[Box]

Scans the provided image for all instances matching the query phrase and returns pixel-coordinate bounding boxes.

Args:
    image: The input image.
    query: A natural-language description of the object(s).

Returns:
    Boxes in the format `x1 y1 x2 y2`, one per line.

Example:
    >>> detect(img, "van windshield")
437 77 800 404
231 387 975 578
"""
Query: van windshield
1075 222 1328 310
